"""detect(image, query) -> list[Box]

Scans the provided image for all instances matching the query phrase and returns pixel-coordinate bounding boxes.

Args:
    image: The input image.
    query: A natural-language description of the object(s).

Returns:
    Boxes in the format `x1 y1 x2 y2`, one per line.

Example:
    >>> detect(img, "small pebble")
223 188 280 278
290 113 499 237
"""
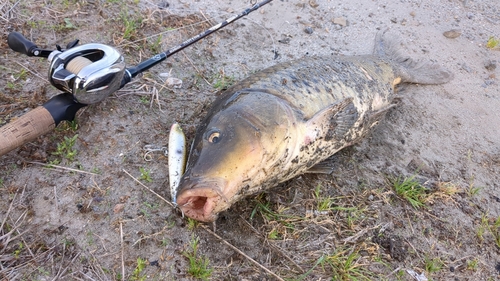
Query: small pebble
309 0 319 8
157 1 169 9
304 27 314 34
485 60 497 71
443 29 462 39
113 203 125 214
166 77 183 88
278 37 291 44
333 17 347 27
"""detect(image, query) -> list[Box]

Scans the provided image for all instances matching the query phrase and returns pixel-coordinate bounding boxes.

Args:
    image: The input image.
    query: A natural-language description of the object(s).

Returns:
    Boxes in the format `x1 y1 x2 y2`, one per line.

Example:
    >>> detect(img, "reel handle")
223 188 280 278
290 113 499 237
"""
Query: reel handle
0 93 85 156
8 32 52 58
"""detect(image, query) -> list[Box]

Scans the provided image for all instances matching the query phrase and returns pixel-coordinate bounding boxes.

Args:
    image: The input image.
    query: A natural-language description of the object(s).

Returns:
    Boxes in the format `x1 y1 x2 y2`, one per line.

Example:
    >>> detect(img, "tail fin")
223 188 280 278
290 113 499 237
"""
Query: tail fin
374 30 453 85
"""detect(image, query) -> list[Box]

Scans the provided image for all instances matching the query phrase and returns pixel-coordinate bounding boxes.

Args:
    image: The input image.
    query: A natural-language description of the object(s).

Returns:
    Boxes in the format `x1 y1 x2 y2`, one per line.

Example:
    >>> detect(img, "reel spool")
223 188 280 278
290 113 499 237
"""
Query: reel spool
48 44 125 104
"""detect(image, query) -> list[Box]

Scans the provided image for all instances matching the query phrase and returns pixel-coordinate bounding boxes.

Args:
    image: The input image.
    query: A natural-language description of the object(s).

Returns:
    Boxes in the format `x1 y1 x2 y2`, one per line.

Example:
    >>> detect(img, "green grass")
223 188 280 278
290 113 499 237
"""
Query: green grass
424 256 444 274
86 230 94 246
390 175 428 209
140 201 158 218
13 69 28 81
139 167 152 183
139 95 150 104
186 218 199 230
182 235 213 280
119 10 142 40
149 34 163 53
486 36 499 49
14 242 24 259
467 258 479 271
56 120 79 132
251 197 302 222
130 257 148 281
477 213 489 242
6 81 16 90
492 216 500 248
250 196 306 240
312 185 367 229
52 134 78 162
268 228 280 240
321 247 372 281
212 71 235 91
477 213 500 248
293 255 325 281
466 177 482 197
63 18 76 29
314 184 334 212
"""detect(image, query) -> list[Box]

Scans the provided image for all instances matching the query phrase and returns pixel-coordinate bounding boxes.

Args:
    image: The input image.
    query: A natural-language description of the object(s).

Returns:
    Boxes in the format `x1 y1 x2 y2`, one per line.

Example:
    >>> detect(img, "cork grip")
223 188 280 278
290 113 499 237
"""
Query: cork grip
0 106 55 156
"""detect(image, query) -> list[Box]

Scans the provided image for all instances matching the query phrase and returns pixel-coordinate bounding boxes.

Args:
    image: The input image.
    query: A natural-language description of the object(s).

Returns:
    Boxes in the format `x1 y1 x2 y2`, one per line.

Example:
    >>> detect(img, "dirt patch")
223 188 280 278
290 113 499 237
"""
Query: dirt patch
1 0 499 280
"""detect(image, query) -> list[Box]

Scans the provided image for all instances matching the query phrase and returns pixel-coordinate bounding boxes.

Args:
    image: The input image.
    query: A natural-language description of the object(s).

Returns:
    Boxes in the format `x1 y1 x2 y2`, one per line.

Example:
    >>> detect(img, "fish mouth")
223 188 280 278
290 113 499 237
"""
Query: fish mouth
176 178 228 222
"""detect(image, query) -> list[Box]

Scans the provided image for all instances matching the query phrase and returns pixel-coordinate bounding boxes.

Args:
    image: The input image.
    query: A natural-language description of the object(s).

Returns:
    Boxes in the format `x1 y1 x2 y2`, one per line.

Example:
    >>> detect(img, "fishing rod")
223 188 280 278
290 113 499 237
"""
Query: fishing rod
0 0 272 156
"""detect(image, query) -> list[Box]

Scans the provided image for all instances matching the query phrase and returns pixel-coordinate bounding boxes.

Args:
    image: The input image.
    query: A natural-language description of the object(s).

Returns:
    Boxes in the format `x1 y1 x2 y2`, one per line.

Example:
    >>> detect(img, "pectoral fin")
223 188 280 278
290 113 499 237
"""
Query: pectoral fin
305 98 359 142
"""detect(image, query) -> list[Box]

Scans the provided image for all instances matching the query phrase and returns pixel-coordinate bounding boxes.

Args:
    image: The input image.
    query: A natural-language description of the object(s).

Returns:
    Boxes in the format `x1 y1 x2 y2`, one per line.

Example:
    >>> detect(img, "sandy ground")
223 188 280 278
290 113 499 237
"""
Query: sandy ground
0 0 499 280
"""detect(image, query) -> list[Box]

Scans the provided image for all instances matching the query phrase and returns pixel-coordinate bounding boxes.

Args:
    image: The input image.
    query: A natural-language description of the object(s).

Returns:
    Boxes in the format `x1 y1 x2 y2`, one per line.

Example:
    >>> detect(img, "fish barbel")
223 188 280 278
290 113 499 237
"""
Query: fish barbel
176 32 453 222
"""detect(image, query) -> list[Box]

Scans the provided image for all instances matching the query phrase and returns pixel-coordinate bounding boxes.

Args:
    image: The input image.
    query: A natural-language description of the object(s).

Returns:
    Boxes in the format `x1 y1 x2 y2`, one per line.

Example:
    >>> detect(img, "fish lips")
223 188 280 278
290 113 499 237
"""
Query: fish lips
176 176 228 222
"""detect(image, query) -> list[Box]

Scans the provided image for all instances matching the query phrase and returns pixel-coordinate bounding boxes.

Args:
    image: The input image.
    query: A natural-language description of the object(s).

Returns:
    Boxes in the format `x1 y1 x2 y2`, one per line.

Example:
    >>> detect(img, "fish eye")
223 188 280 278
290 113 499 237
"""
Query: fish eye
206 129 221 144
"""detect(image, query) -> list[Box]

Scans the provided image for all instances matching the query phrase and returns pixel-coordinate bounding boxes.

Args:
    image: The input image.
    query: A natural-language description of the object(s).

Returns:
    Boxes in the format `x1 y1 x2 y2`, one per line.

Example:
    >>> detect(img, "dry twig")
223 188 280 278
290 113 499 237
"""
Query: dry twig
122 168 175 208
201 225 285 281
28 161 99 176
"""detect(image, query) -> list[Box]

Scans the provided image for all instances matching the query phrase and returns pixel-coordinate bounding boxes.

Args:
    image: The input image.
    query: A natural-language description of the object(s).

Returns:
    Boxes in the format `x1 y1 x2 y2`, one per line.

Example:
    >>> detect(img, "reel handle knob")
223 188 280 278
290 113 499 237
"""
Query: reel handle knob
8 32 39 56
7 32 53 58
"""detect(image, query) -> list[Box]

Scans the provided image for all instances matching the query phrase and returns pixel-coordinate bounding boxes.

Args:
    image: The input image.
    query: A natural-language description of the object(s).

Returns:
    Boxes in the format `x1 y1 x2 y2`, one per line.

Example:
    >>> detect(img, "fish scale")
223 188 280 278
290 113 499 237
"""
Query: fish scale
224 56 394 120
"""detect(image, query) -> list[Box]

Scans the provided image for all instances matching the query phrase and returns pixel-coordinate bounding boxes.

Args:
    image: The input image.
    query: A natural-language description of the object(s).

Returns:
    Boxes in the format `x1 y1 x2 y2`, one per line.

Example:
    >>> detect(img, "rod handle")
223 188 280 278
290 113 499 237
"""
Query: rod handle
0 107 56 156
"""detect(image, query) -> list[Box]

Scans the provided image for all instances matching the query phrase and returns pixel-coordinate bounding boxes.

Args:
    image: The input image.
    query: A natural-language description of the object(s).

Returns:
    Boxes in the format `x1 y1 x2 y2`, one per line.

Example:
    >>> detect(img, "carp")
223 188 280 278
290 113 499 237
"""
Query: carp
176 32 453 222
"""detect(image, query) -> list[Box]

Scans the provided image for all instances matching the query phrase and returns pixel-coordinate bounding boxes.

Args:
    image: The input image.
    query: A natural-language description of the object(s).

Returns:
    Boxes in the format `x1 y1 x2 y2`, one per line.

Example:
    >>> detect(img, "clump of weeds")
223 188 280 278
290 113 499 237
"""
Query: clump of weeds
182 235 213 280
321 247 372 281
313 184 334 212
186 218 199 231
424 256 444 274
389 175 429 209
130 257 148 281
139 167 152 183
467 258 479 271
51 134 79 163
212 69 235 91
476 213 500 247
486 36 499 49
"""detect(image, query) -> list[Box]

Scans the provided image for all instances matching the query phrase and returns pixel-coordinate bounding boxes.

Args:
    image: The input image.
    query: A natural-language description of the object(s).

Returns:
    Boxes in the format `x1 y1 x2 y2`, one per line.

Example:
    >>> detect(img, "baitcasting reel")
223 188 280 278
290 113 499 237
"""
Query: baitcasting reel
48 43 125 105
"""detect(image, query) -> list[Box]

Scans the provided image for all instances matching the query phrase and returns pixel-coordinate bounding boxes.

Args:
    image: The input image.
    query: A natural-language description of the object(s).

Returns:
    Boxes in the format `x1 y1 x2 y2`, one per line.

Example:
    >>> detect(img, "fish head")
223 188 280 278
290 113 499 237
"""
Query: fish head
176 91 294 222
176 100 270 222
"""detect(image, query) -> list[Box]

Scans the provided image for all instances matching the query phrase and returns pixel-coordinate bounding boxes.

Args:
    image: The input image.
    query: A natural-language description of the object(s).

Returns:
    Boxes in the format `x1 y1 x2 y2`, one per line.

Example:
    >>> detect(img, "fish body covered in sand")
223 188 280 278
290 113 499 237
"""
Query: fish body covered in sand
176 32 453 222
